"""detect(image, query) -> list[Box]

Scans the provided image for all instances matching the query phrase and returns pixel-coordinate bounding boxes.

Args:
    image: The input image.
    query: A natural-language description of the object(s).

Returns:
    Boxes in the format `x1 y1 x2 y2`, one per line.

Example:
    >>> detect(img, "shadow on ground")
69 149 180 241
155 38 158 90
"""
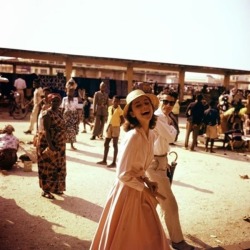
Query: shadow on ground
0 197 90 250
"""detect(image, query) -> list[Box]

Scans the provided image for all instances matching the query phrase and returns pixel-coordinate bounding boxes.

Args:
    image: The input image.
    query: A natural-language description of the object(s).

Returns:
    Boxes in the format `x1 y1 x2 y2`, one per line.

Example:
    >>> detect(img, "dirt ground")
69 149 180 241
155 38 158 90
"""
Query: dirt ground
0 112 250 250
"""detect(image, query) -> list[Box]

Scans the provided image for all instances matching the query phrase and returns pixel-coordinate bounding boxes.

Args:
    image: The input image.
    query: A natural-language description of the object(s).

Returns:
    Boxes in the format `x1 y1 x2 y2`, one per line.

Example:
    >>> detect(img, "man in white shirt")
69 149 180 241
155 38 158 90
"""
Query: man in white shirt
24 79 44 134
14 77 27 109
146 91 194 250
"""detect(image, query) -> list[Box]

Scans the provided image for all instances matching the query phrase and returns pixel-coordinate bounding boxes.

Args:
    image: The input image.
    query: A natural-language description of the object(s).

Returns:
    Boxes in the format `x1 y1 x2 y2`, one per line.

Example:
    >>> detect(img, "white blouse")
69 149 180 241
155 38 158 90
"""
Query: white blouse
117 127 155 192
61 97 78 111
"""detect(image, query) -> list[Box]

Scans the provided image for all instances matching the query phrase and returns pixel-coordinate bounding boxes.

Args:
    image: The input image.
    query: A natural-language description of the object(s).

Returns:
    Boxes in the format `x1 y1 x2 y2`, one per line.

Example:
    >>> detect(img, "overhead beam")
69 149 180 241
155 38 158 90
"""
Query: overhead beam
0 49 65 62
1 48 250 77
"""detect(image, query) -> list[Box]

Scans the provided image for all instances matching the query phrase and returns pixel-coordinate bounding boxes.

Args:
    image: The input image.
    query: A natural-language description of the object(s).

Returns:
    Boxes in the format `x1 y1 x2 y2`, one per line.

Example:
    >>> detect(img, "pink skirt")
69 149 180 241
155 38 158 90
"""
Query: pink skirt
90 180 170 250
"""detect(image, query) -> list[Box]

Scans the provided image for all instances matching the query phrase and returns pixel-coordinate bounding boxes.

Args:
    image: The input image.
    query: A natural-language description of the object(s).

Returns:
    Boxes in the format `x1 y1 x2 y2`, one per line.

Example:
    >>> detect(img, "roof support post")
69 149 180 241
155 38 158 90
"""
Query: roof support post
126 64 134 93
65 58 73 81
13 64 16 74
49 67 53 75
223 73 230 89
179 68 185 102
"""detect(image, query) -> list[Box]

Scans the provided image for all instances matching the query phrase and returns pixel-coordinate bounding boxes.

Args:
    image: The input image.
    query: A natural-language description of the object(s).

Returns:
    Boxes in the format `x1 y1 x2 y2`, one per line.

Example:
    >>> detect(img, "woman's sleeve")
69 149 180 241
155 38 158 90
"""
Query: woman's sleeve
117 133 145 192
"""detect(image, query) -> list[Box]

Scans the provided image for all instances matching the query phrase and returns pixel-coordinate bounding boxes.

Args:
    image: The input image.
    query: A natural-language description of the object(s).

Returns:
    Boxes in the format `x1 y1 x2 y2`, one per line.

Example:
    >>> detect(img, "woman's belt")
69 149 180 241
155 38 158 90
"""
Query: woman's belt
154 154 167 157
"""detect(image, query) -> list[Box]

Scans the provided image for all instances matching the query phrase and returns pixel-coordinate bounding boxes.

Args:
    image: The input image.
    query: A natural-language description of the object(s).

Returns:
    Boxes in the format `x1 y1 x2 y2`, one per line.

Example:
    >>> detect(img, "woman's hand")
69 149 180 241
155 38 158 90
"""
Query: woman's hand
142 177 158 194
142 176 166 200
146 180 158 194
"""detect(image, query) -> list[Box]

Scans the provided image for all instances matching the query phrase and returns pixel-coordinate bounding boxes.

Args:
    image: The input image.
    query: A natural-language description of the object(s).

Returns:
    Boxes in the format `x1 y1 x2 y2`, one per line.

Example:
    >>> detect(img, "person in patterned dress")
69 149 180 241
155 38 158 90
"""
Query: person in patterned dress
61 86 79 150
37 93 66 199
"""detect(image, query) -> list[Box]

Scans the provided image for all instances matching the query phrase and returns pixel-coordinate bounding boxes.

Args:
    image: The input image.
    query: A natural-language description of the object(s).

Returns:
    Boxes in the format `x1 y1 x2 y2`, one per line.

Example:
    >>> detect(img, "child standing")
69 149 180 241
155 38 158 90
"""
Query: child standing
81 93 93 133
97 95 124 168
203 100 221 153
90 89 170 250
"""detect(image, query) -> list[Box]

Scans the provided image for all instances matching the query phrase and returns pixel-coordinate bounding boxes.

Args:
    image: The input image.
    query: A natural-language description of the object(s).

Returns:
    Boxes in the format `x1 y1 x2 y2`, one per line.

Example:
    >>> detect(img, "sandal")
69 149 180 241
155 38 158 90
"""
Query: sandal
243 216 250 222
42 191 55 199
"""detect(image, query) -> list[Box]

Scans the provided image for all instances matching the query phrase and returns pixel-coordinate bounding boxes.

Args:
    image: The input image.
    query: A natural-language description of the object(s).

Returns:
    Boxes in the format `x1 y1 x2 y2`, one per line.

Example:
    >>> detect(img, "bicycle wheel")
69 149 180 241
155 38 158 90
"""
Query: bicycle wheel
9 102 15 116
12 105 28 120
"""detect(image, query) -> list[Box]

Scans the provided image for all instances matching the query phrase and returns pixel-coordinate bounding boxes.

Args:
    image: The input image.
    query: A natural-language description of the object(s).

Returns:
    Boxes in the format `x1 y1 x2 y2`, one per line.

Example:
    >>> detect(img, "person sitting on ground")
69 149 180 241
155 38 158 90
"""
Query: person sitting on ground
224 123 245 150
97 95 124 168
0 125 19 170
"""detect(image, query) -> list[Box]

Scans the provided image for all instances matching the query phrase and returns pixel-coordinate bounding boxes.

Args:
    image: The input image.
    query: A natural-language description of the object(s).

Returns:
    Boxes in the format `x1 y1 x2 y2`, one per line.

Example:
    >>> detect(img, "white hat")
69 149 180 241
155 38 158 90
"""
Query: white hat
123 89 159 118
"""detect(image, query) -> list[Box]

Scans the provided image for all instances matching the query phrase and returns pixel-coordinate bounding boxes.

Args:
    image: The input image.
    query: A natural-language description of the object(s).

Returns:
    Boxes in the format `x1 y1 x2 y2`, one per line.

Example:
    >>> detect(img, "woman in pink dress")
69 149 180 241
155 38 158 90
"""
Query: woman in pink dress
90 89 170 250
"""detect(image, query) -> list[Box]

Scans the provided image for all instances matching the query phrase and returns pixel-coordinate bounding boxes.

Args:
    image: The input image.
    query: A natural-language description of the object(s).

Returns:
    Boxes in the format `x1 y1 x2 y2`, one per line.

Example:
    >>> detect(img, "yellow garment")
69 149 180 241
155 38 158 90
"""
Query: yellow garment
107 105 123 126
224 107 246 117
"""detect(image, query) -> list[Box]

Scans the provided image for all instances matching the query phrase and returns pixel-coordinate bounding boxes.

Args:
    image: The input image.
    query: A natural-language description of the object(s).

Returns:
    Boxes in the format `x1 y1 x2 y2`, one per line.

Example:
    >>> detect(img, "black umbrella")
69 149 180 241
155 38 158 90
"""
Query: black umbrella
166 151 178 184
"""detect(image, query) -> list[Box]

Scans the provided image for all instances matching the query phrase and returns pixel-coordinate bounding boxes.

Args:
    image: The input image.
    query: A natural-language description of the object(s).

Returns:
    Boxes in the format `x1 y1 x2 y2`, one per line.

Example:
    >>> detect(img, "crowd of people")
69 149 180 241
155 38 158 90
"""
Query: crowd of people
1 79 250 249
184 86 250 152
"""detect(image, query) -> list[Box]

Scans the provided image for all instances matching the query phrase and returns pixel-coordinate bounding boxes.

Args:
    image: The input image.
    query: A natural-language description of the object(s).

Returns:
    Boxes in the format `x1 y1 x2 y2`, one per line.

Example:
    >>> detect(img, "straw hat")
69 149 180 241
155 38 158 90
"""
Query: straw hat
123 89 159 118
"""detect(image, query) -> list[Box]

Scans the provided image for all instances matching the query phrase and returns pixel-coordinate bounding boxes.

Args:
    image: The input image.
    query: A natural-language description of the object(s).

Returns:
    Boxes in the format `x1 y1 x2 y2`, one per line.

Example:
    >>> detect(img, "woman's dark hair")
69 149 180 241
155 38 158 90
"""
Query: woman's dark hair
123 102 157 132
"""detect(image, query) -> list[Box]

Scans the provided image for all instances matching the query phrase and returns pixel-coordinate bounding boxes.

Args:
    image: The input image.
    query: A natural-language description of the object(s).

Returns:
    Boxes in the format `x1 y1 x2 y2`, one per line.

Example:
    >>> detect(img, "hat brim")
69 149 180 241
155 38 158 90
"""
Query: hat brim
123 93 159 119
